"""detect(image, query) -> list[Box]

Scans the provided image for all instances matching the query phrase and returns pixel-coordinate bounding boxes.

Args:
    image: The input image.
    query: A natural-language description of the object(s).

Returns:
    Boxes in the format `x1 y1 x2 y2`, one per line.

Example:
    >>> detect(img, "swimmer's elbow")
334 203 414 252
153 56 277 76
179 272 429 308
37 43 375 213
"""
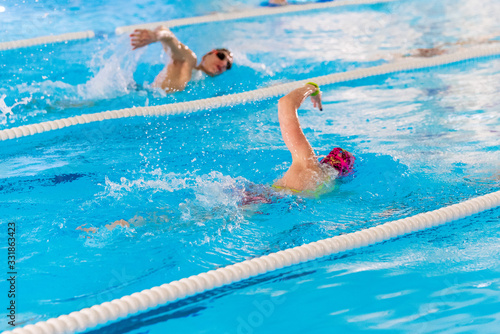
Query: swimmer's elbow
278 95 299 119
278 95 293 113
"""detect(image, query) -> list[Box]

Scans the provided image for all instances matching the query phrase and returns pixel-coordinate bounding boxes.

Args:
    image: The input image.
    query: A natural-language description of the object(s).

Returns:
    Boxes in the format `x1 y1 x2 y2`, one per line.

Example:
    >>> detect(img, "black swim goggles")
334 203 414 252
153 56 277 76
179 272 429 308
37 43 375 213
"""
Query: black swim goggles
216 52 232 70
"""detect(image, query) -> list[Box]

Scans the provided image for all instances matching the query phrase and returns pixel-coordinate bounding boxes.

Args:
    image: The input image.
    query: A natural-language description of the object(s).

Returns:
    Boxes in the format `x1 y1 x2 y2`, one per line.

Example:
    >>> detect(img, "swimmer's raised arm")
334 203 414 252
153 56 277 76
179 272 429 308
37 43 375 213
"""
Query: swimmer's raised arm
154 27 197 65
130 28 156 50
130 26 232 92
130 26 197 65
278 83 322 166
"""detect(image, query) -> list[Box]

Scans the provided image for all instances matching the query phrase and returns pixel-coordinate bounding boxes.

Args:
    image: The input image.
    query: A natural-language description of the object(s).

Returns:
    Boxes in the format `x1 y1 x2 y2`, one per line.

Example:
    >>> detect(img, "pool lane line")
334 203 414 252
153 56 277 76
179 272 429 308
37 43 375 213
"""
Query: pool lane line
4 191 500 334
1 44 500 143
0 0 393 52
115 0 396 34
0 31 95 51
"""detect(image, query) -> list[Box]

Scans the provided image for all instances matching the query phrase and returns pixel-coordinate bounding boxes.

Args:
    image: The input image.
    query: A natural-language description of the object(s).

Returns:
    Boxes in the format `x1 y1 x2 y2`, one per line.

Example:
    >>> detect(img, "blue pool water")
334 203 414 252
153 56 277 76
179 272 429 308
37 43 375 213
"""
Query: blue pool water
1 0 500 333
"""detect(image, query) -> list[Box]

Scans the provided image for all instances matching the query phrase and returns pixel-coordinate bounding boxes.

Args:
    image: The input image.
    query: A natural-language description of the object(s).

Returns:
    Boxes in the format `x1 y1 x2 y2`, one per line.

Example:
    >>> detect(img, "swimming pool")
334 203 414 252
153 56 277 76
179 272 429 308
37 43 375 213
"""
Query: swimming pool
1 0 500 333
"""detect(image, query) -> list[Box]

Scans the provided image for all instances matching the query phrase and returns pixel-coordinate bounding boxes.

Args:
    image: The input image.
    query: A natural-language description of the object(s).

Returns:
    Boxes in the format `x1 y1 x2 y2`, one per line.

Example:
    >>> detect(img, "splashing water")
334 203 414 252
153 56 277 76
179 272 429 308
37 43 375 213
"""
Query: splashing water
0 94 32 125
76 36 143 100
83 170 254 236
0 37 145 129
10 36 142 111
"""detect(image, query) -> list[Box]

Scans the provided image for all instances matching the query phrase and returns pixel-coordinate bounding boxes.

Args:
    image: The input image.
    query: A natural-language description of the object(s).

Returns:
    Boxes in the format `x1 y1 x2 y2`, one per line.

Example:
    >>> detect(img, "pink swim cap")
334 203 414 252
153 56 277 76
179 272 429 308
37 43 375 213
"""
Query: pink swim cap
320 147 355 176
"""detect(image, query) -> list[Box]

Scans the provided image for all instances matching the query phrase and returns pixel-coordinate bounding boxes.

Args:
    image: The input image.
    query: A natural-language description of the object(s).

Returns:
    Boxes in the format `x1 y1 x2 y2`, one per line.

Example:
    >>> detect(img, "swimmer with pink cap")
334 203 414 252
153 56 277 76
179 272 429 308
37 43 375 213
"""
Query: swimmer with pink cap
320 147 355 177
272 82 355 194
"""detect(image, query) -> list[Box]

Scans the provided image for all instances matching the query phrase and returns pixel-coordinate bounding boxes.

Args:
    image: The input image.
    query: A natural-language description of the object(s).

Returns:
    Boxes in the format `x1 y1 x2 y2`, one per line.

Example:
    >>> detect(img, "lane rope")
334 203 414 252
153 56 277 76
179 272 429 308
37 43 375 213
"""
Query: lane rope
0 0 394 51
115 0 396 34
1 44 500 142
4 190 499 334
0 31 95 51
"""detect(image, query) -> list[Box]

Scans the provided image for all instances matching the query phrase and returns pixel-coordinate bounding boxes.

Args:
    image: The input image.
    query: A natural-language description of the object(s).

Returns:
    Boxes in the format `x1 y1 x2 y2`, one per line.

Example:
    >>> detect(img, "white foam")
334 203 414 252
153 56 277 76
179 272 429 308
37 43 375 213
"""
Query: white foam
6 38 142 108
76 37 142 100
0 94 32 125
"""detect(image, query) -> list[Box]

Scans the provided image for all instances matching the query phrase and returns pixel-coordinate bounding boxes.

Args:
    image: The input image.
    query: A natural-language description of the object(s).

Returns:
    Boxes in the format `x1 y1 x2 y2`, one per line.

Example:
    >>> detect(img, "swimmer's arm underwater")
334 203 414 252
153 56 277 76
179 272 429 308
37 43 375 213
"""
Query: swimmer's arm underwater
76 219 129 233
76 216 148 234
278 83 322 166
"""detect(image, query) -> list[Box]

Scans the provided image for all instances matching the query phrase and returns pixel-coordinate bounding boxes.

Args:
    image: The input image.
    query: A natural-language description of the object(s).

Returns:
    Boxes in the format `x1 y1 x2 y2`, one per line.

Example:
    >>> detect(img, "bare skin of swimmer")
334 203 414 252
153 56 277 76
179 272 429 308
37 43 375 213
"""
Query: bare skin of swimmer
76 219 130 233
75 215 152 233
130 26 232 93
398 33 500 58
76 84 323 232
268 0 288 5
273 83 328 192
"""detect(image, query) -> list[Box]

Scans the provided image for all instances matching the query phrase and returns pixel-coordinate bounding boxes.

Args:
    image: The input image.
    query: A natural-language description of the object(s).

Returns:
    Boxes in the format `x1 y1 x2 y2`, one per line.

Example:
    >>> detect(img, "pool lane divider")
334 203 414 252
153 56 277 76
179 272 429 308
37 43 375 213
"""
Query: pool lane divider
4 191 500 334
0 31 95 51
1 44 500 143
115 0 396 34
0 0 394 51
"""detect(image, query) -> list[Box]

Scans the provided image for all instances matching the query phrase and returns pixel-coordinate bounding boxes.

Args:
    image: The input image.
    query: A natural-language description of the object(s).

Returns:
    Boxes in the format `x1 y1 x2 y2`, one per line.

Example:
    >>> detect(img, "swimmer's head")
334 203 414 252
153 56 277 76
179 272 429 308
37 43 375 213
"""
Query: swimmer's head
199 49 233 77
320 147 355 176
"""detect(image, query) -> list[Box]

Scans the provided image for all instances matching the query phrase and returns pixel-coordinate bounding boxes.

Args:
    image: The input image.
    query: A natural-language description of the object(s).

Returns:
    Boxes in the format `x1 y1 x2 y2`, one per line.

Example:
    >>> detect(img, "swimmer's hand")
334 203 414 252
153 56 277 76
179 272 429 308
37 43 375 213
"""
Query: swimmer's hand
311 91 322 111
305 83 322 111
130 28 159 50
